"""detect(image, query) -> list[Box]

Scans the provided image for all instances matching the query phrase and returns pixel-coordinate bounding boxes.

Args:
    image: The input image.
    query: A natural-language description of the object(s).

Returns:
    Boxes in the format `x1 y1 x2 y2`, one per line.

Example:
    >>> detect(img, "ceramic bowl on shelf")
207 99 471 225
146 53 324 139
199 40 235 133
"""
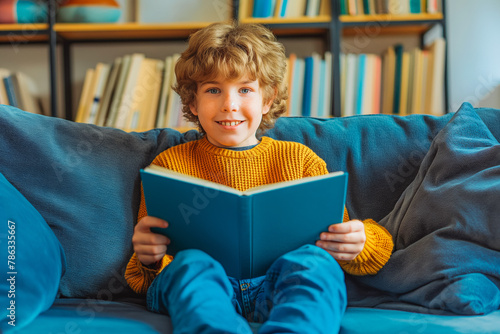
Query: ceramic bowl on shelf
57 0 121 23
0 0 47 24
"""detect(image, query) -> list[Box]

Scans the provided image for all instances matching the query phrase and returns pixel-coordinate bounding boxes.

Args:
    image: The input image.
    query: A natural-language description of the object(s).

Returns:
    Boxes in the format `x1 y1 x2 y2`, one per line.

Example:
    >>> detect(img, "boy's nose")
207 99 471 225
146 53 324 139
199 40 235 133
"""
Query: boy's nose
222 94 238 112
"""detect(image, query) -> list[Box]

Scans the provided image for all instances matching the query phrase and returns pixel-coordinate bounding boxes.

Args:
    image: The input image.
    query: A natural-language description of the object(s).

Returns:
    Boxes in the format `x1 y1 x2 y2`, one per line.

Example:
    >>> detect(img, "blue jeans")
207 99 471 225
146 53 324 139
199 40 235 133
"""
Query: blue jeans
147 245 347 334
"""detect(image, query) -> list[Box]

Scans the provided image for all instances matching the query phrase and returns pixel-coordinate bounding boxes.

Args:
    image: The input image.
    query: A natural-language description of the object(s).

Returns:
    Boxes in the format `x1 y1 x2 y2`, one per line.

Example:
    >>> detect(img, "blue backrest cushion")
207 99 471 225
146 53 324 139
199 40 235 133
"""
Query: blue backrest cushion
347 103 500 315
0 105 200 298
267 103 500 221
0 171 66 331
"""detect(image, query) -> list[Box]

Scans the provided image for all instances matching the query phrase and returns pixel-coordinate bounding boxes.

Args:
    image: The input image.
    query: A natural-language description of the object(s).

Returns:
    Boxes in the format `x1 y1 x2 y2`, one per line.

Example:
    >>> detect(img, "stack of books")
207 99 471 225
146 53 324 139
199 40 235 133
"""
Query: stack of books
286 51 333 118
75 53 191 131
339 0 442 16
76 50 334 130
340 37 445 116
251 0 325 18
0 69 44 115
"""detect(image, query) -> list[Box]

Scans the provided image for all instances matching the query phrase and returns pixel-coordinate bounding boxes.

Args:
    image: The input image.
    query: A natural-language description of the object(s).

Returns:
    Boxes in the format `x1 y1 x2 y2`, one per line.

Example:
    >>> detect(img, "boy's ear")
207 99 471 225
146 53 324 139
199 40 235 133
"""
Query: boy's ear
189 102 198 116
262 88 277 115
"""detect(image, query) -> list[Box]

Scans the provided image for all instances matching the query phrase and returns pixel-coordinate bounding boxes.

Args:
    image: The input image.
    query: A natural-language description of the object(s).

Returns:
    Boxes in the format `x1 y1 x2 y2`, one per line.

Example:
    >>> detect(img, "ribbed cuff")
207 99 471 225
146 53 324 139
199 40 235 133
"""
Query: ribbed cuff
338 219 394 276
124 253 173 294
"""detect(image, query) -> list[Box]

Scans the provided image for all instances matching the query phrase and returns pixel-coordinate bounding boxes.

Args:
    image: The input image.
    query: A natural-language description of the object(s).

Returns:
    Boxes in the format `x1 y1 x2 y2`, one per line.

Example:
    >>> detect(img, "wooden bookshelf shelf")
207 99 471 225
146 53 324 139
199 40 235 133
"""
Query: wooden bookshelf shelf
340 13 443 35
0 24 49 42
339 13 443 23
240 15 332 24
54 22 213 41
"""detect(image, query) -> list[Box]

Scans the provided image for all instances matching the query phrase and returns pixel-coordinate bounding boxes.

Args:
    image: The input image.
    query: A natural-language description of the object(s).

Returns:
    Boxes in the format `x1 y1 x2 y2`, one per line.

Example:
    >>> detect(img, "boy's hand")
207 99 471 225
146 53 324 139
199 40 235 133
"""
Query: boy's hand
132 216 170 266
316 220 366 261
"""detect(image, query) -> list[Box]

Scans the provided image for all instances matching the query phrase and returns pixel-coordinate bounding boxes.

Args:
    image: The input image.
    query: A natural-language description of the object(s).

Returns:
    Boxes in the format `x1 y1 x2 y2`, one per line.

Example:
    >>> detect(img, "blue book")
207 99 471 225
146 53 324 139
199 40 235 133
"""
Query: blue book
302 56 314 117
252 0 275 17
355 54 366 115
279 0 288 17
3 76 18 108
140 165 348 279
410 0 421 13
317 59 326 117
393 45 404 114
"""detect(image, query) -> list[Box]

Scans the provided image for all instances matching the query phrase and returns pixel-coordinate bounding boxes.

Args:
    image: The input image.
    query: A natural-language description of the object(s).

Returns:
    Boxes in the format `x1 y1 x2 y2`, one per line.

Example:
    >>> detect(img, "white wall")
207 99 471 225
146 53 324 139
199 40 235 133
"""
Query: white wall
446 0 500 111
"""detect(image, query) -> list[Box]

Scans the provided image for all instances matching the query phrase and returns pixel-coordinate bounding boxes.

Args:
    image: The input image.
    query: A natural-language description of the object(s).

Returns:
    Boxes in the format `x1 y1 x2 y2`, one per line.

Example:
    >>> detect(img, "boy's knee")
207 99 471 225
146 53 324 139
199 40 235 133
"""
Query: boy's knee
173 249 214 265
271 245 344 279
167 249 225 277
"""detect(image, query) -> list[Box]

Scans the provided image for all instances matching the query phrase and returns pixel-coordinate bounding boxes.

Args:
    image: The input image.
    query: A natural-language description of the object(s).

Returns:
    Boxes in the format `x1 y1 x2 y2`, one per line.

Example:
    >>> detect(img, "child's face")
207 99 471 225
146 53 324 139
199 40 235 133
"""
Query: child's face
189 74 272 148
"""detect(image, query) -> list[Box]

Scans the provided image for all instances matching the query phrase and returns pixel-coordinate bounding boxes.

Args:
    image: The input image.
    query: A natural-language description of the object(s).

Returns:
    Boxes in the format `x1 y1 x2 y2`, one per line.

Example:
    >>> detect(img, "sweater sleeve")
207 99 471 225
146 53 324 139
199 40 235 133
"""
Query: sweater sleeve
337 209 394 275
125 157 173 294
125 253 173 294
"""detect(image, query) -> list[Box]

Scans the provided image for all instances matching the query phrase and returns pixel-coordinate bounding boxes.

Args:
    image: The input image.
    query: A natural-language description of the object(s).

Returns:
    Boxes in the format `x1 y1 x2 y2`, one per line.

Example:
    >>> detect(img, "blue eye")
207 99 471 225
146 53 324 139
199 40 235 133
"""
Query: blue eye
241 88 250 94
207 88 220 94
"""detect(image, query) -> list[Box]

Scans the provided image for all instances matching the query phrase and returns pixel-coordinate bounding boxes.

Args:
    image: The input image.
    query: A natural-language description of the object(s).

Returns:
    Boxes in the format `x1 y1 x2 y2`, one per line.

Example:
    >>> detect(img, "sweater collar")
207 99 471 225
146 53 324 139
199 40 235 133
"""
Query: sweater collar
197 136 274 159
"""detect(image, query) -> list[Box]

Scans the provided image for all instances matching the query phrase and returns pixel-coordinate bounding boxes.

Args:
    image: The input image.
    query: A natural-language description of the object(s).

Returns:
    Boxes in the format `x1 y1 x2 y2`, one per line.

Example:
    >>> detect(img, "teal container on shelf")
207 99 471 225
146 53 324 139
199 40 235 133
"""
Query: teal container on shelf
0 0 48 24
57 0 121 23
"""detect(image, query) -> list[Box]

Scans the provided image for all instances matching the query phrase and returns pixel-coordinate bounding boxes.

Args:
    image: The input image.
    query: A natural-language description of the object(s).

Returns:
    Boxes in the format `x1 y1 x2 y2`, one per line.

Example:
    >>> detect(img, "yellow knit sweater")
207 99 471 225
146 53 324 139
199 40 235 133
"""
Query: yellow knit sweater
125 136 394 294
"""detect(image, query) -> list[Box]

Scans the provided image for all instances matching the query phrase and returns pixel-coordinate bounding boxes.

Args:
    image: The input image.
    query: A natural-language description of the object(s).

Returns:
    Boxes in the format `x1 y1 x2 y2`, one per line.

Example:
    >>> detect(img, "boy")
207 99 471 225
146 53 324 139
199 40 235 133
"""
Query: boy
125 22 393 333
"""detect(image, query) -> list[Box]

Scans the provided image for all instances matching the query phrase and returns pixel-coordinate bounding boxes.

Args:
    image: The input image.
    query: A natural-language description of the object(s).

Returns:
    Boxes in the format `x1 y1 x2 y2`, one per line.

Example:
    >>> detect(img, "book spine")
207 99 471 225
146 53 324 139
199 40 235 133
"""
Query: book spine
239 196 252 279
302 56 314 117
3 76 18 108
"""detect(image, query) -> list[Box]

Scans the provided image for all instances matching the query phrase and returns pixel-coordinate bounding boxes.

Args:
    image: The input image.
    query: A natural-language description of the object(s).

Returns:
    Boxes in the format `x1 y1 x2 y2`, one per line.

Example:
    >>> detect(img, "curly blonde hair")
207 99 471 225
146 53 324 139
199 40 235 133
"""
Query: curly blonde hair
173 21 288 136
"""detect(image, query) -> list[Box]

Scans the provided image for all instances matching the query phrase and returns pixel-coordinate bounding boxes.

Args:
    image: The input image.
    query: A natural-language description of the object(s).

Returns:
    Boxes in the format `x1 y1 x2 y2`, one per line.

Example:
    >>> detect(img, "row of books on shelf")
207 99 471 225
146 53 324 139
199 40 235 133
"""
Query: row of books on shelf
251 0 325 18
340 0 442 16
76 50 334 130
76 53 190 131
0 69 45 115
340 37 445 117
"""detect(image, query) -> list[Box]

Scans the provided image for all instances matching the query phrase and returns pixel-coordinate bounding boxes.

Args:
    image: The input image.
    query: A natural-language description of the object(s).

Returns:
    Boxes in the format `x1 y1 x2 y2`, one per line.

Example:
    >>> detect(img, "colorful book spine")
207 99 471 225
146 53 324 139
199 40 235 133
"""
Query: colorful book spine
302 56 314 117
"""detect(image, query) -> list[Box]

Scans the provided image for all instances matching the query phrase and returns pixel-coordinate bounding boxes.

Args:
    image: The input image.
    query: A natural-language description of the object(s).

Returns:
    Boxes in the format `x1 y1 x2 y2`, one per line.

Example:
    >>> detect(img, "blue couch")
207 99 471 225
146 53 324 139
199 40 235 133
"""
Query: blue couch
1 102 499 333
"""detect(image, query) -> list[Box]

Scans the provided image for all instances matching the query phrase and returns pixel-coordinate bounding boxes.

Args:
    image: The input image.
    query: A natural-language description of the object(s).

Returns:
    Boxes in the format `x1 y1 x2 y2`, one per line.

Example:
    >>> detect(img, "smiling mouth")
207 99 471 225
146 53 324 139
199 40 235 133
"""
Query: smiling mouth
217 121 244 126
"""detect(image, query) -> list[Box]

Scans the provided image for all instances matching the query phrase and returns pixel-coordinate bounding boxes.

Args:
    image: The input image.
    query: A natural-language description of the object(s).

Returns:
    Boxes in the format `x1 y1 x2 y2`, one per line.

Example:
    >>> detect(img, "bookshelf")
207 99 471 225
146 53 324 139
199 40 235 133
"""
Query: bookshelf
0 0 58 117
0 0 447 125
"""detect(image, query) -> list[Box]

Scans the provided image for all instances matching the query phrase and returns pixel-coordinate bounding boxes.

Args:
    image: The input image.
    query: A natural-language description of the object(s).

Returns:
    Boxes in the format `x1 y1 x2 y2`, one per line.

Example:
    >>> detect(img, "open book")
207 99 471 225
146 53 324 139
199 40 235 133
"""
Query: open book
140 165 348 279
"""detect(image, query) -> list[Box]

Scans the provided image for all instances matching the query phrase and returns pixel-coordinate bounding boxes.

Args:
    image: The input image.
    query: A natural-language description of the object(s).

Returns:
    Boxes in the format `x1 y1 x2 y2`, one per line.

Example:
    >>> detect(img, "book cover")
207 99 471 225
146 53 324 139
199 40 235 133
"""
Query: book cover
409 48 423 115
322 51 333 117
302 56 314 117
106 54 132 127
381 46 395 114
96 57 122 127
125 58 164 130
399 51 410 116
253 0 275 18
140 166 348 279
87 63 111 124
289 57 305 117
13 72 42 115
164 54 182 128
3 76 18 108
372 54 382 114
392 44 404 115
306 0 321 16
425 37 446 115
340 0 348 15
156 56 173 128
317 58 326 117
309 52 322 117
75 68 94 123
355 53 366 115
285 0 306 17
343 53 358 117
115 53 145 129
